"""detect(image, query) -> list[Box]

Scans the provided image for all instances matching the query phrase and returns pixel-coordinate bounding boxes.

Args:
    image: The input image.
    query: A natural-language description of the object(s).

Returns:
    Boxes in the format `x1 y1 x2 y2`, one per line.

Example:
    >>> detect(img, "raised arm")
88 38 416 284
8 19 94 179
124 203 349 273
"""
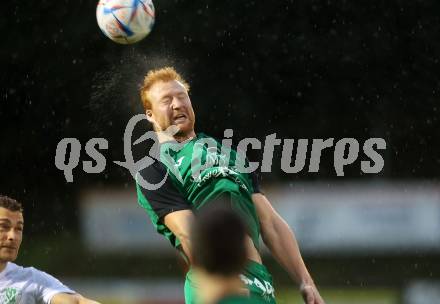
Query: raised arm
252 193 325 304
51 293 101 304
136 162 193 260
164 209 195 263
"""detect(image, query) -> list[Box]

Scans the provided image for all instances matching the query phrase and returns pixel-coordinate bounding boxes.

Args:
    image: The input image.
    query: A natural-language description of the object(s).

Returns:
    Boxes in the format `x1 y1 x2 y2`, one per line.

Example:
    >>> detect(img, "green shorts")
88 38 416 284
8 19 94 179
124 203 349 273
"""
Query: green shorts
184 260 276 304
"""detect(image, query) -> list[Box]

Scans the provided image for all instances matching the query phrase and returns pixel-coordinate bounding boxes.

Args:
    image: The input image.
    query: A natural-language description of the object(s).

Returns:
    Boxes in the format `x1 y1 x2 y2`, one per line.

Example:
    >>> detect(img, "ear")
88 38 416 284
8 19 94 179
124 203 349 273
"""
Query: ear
145 110 154 123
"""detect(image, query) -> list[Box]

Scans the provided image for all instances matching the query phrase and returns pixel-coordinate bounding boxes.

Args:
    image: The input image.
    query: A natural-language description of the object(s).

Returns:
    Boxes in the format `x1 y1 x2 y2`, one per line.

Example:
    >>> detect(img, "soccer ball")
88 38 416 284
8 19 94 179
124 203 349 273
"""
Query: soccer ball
96 0 155 44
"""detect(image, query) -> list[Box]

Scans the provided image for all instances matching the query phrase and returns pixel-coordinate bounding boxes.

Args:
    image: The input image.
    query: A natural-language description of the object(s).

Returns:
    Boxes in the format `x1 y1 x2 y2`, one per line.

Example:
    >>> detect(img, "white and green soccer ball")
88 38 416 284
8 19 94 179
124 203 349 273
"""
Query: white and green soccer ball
96 0 155 44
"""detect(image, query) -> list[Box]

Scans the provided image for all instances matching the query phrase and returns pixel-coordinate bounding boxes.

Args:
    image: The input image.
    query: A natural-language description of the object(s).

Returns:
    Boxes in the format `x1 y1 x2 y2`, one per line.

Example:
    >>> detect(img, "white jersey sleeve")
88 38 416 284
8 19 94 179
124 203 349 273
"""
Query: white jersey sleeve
30 267 76 304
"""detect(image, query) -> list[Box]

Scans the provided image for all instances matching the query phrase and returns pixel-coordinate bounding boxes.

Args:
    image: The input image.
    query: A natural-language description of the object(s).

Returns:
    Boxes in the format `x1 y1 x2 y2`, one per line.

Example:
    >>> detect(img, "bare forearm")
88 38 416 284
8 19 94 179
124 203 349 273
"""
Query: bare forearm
79 296 101 304
254 193 324 303
178 233 193 264
79 298 101 304
51 293 101 304
262 215 313 286
164 210 195 264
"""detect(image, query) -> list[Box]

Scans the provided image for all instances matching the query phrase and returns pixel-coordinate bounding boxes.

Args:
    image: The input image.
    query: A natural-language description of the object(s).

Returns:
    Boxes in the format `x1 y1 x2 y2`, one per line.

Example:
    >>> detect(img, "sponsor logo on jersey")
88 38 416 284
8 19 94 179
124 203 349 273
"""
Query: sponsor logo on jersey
0 287 18 304
175 156 185 167
240 274 275 300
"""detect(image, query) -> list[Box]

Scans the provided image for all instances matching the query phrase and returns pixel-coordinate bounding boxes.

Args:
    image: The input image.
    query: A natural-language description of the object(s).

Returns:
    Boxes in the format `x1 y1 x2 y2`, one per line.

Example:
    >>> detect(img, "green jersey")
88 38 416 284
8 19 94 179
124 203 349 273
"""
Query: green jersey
136 133 261 249
185 260 276 304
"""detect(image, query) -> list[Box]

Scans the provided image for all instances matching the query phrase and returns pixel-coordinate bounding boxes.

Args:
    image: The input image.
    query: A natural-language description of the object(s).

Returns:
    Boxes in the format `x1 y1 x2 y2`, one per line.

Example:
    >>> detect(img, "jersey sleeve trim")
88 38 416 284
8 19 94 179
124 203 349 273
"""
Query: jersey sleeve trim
136 161 192 248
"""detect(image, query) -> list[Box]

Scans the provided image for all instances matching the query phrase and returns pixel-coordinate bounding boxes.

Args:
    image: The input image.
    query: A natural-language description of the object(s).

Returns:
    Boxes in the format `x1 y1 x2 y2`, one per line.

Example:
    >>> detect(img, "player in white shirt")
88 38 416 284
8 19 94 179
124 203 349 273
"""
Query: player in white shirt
0 195 100 304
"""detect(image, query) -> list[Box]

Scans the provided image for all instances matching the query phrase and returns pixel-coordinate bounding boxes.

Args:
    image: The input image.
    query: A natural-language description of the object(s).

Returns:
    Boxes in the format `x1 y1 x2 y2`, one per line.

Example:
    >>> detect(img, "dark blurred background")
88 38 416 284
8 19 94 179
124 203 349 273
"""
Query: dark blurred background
1 0 440 303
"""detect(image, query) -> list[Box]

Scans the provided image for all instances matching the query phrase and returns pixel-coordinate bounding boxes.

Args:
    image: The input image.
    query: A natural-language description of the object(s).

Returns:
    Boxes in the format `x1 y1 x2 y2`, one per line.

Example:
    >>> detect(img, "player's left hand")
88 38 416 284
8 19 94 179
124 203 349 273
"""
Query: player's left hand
300 283 325 304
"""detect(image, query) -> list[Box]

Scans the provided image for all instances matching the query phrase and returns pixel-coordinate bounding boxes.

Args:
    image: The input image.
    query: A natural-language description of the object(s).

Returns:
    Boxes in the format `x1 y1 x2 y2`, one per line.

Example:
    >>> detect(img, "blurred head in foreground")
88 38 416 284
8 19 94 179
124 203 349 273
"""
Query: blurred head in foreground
0 195 23 267
192 206 250 304
192 206 247 275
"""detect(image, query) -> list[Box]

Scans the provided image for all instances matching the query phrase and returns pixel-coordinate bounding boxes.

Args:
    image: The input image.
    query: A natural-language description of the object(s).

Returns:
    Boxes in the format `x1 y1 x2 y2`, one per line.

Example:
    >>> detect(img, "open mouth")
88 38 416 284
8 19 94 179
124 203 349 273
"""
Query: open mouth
173 113 187 123
1 246 16 250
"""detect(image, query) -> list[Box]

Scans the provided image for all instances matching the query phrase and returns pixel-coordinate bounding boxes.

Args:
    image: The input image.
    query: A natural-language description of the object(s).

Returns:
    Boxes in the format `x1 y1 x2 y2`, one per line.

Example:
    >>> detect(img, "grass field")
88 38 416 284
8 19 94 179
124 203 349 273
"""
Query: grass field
74 287 400 304
276 288 399 304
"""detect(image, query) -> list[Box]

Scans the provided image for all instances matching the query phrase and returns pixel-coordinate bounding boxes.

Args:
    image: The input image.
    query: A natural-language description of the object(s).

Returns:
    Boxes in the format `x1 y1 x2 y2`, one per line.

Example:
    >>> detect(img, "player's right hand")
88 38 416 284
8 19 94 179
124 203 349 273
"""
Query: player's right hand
300 283 325 304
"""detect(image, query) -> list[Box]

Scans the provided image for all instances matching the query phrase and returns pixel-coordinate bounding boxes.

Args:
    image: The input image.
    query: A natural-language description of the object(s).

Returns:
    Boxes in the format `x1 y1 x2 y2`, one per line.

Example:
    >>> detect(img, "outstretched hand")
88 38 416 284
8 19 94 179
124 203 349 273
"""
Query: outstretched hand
300 283 325 304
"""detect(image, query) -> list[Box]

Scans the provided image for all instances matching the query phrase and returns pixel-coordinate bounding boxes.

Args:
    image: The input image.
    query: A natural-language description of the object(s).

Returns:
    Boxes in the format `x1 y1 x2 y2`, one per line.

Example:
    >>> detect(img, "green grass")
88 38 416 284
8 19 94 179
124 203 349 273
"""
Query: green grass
87 287 400 304
276 288 399 304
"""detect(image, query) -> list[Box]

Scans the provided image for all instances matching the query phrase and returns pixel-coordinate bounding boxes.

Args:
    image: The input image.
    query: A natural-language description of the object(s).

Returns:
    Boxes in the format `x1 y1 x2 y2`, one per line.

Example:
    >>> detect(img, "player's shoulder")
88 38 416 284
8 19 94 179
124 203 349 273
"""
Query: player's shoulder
136 159 168 186
135 160 168 192
23 265 50 280
4 262 26 275
3 263 40 281
25 265 66 288
196 132 217 141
